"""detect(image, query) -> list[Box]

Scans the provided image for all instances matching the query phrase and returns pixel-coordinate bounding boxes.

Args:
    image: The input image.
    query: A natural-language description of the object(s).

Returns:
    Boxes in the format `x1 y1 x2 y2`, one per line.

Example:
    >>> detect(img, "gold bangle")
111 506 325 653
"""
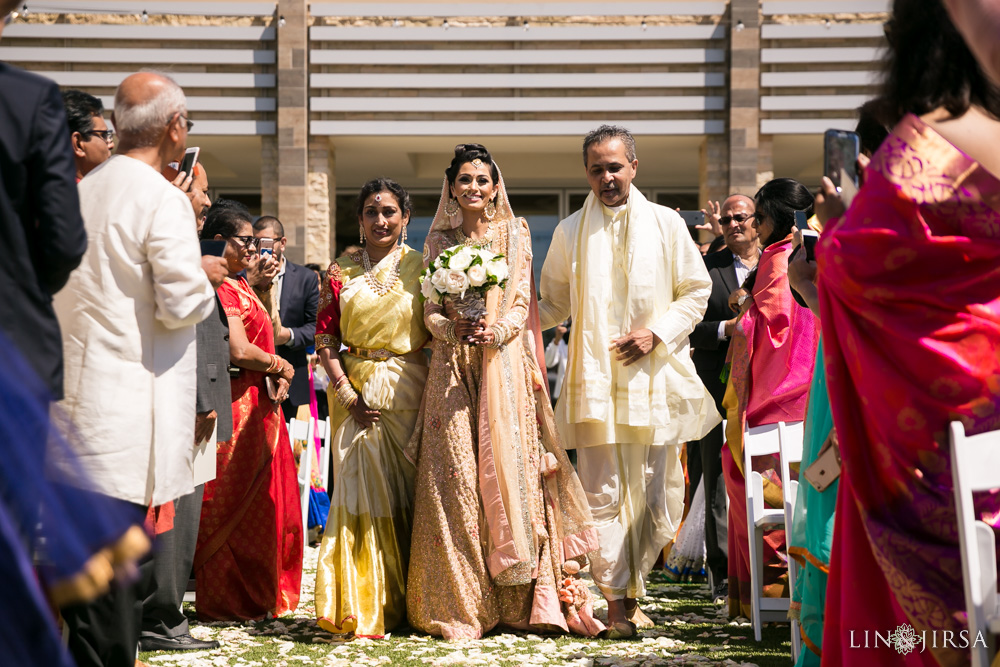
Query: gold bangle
335 382 358 409
444 320 460 346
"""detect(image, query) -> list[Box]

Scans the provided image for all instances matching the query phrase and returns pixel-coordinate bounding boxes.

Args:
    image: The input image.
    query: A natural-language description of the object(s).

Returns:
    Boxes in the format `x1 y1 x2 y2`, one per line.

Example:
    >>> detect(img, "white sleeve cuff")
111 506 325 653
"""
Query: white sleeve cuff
718 321 728 341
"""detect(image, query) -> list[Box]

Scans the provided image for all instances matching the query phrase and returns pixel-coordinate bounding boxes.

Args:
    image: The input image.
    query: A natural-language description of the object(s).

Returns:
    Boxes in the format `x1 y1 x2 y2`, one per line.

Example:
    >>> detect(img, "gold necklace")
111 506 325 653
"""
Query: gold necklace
361 246 401 296
456 219 497 248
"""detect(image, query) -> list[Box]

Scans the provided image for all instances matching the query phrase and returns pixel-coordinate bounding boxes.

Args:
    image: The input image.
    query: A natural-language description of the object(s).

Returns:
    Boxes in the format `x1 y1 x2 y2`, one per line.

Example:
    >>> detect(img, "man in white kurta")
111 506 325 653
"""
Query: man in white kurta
53 72 216 666
538 125 720 635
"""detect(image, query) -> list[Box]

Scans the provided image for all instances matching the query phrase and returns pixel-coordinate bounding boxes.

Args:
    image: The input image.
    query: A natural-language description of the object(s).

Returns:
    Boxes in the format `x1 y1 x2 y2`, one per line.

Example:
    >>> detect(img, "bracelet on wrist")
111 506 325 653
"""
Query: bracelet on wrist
335 382 358 409
444 320 460 346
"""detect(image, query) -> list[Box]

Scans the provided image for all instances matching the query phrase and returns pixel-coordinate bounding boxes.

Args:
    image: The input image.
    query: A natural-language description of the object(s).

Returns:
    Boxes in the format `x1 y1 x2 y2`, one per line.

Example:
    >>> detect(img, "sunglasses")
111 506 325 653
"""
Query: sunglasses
720 213 756 226
168 113 194 132
230 236 258 250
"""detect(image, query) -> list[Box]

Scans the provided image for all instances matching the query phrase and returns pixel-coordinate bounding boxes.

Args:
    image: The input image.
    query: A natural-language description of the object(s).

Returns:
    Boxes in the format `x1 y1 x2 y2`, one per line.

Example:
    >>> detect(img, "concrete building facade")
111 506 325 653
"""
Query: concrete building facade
4 0 888 267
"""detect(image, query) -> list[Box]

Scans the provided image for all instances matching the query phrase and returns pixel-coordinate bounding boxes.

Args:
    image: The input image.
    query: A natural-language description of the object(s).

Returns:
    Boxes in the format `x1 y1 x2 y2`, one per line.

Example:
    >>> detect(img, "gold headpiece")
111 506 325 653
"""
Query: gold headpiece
471 158 484 168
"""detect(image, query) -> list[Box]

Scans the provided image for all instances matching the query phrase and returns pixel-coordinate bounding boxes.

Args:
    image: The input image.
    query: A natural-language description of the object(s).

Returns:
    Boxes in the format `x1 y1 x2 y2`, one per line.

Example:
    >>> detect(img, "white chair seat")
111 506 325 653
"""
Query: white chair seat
754 509 784 529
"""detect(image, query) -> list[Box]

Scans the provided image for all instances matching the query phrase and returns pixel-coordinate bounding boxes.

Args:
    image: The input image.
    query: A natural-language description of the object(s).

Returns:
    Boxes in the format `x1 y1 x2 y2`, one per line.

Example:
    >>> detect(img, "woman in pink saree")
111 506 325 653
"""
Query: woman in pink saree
405 144 602 639
817 2 1000 665
722 178 820 619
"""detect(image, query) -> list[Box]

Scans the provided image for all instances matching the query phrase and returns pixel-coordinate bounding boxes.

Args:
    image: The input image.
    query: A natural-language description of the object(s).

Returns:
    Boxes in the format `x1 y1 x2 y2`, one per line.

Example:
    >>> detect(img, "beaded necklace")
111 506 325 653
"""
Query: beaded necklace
360 246 401 296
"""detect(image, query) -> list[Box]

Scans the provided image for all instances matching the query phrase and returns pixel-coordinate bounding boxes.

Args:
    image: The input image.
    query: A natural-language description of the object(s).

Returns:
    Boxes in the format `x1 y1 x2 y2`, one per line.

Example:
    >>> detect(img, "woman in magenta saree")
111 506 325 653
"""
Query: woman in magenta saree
194 207 303 620
722 178 820 619
816 2 1000 664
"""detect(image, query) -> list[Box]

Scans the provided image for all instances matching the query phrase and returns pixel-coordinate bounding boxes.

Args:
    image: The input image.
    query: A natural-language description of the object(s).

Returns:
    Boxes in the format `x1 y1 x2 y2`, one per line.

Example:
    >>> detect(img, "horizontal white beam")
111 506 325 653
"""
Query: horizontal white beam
761 70 878 87
35 71 276 89
311 95 725 113
24 2 277 16
761 23 886 39
309 2 727 17
761 118 856 134
762 1 890 15
761 94 870 111
3 23 275 41
761 46 880 64
96 95 276 112
0 47 275 65
189 120 276 135
312 119 725 136
310 47 725 66
311 71 726 89
309 24 726 42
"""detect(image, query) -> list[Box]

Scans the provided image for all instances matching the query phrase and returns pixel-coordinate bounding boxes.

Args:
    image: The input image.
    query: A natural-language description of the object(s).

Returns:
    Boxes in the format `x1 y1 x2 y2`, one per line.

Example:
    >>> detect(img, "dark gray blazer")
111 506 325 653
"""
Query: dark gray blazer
689 249 740 410
277 260 318 407
196 296 233 442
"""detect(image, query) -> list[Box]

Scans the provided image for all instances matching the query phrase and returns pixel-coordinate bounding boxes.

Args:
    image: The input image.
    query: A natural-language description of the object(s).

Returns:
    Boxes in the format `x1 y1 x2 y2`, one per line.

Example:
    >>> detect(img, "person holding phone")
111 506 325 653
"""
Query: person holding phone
813 2 1000 663
193 206 303 622
719 178 819 622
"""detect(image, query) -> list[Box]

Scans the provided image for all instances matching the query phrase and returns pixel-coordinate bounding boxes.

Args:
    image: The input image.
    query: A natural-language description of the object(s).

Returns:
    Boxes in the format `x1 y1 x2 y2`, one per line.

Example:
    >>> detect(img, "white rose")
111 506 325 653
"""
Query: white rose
420 277 437 299
445 269 470 295
430 267 450 291
448 247 474 271
467 263 488 287
487 259 508 283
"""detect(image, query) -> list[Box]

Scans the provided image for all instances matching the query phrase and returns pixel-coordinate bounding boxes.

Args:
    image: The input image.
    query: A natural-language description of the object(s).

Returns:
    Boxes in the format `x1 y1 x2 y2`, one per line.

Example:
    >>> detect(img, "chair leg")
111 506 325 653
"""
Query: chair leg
751 525 764 642
791 618 801 661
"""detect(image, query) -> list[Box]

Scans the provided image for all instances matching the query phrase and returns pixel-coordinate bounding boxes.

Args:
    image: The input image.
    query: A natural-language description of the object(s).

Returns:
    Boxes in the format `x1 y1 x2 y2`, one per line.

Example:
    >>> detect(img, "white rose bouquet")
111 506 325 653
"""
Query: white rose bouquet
419 244 509 317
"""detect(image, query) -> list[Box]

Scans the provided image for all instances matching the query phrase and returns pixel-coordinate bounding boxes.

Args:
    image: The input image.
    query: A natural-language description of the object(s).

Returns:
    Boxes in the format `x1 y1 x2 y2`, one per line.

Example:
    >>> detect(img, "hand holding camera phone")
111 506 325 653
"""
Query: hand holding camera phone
823 129 860 208
258 238 274 257
795 210 818 262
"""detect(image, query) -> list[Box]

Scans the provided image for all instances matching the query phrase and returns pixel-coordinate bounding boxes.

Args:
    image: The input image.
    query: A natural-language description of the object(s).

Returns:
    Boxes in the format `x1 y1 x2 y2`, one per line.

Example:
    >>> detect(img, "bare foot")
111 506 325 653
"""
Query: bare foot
624 598 654 629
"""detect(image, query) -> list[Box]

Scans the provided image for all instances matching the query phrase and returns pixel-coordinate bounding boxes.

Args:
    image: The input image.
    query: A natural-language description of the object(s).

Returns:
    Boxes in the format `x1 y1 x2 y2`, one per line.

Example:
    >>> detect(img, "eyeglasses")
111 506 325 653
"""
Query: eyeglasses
258 237 282 244
230 236 258 250
85 129 116 144
720 213 756 226
169 113 194 132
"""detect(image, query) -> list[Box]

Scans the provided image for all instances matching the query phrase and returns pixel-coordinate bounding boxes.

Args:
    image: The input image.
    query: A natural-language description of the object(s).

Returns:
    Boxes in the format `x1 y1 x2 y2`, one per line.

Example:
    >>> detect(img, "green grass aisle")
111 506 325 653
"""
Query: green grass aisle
141 546 792 666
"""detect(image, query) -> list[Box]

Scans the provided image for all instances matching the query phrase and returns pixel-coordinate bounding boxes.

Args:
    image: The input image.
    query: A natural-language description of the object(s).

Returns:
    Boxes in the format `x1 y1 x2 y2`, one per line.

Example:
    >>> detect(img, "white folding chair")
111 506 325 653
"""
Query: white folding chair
950 421 1000 667
743 421 802 641
287 417 314 552
777 421 805 661
314 416 333 492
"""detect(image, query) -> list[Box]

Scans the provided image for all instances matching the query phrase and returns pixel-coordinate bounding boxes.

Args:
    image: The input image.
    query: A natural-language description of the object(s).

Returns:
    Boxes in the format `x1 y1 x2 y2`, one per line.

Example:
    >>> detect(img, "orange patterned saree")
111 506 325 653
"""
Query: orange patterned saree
195 277 303 621
818 114 1000 667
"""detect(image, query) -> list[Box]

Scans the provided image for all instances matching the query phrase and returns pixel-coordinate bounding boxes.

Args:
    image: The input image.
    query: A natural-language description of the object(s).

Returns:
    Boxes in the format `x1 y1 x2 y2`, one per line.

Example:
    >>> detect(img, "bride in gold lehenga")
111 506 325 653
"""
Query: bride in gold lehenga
405 143 603 640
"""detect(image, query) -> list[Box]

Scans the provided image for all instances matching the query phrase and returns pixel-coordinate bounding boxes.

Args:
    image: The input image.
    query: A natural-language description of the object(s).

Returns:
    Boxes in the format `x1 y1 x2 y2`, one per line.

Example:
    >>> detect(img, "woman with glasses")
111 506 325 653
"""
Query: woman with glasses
193 206 303 621
720 178 819 621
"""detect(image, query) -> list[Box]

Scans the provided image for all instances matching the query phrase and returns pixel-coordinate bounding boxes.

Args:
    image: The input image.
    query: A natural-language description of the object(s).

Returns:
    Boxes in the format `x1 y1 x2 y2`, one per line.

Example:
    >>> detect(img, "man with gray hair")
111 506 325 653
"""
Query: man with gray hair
538 125 720 638
54 71 218 666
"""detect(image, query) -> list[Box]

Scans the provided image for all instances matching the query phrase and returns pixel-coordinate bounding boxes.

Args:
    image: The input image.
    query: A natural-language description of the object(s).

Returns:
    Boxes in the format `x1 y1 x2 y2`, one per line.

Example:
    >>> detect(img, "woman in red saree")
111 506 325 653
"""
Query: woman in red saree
722 178 819 619
194 206 303 620
817 2 1000 664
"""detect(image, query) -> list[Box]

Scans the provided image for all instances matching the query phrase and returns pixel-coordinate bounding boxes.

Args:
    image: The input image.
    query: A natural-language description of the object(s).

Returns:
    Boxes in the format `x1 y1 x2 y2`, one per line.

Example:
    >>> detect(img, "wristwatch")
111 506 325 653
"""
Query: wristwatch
737 293 749 308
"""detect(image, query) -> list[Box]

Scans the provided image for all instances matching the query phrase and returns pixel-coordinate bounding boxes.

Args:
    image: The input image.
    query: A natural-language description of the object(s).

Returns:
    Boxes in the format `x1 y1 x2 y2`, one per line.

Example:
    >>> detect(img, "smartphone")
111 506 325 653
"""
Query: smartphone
823 129 859 190
678 210 705 227
258 238 274 257
199 239 226 256
795 210 818 262
179 146 199 178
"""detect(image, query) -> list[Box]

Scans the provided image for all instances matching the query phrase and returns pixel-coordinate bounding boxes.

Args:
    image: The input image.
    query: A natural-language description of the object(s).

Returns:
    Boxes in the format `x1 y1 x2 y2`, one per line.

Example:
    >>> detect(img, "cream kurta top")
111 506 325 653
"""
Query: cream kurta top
538 188 721 449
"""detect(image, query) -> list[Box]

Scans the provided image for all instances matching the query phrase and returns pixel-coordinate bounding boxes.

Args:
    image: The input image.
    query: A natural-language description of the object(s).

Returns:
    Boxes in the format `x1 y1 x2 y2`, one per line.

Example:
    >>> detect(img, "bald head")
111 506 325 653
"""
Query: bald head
112 72 186 148
719 194 758 253
722 194 754 210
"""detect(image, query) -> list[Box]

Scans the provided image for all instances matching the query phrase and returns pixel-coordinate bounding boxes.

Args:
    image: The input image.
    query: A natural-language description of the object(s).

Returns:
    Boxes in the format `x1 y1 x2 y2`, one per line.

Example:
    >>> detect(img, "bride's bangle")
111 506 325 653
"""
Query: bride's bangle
335 382 358 409
444 320 460 346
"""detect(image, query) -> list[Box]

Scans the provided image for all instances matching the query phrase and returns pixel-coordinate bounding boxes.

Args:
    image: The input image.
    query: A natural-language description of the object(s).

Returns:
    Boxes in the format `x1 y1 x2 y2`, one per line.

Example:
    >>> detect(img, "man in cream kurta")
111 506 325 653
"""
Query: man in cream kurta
538 125 720 635
53 72 217 667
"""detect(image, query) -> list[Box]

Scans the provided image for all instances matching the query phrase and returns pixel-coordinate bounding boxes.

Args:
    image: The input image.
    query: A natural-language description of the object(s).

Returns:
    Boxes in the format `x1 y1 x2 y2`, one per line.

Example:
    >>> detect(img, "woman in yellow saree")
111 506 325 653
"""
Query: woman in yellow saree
313 178 429 638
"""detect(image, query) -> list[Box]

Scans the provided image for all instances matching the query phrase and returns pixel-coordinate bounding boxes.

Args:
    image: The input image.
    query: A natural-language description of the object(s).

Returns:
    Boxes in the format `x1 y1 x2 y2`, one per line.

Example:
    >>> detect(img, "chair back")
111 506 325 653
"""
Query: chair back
950 421 1000 667
743 423 782 522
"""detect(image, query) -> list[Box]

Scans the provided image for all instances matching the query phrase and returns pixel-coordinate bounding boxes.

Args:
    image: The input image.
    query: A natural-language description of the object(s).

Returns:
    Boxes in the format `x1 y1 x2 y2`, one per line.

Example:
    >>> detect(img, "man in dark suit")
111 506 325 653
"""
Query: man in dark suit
0 14 88 401
253 216 318 421
688 194 760 602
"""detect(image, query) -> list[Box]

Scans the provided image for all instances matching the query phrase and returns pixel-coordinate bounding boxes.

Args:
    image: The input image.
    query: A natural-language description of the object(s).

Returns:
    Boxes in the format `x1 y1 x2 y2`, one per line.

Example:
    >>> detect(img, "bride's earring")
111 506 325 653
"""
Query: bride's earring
400 224 407 245
359 225 366 245
484 198 496 220
444 197 460 217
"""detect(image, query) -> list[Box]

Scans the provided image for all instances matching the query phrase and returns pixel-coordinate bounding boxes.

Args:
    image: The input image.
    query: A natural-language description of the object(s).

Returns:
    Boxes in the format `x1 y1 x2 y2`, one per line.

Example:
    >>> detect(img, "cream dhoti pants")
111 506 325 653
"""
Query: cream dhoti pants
576 443 685 600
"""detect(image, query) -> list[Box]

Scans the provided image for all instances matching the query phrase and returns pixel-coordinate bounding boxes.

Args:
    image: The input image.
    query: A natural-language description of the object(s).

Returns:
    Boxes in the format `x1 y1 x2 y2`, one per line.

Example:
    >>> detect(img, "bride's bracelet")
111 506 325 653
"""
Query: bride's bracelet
335 382 358 409
444 320 460 346
486 323 506 348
